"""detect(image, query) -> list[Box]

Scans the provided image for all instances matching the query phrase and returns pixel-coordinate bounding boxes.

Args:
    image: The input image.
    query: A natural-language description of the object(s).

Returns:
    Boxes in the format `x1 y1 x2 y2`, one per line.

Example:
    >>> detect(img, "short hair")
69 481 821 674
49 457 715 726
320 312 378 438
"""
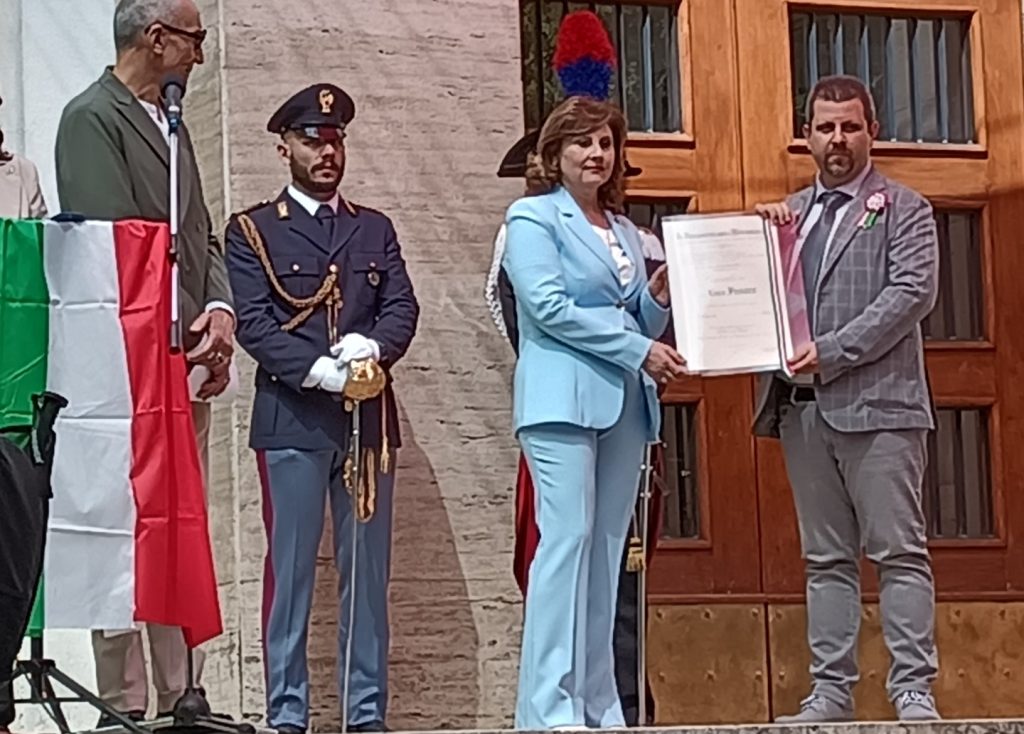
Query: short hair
113 0 184 53
525 96 629 213
804 74 877 126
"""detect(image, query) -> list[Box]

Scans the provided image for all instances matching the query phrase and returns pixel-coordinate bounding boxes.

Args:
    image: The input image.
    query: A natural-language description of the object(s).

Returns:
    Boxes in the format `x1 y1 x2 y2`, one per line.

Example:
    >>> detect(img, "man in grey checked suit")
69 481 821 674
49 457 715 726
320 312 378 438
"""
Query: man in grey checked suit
753 75 940 723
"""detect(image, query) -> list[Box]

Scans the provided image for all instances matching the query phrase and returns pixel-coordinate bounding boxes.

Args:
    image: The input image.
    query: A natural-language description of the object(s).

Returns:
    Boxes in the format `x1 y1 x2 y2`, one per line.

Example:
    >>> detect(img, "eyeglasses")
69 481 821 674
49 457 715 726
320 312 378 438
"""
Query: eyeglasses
154 21 207 49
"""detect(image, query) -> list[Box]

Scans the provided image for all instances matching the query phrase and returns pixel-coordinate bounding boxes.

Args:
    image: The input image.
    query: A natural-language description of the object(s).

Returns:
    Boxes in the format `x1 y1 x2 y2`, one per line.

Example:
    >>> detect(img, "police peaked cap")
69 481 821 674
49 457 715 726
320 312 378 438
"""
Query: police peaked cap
267 83 355 135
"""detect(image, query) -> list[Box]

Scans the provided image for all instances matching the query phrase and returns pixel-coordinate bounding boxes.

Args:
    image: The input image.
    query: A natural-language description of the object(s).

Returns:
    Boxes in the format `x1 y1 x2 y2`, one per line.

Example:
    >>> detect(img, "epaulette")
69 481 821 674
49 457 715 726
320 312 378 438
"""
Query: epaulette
230 199 272 221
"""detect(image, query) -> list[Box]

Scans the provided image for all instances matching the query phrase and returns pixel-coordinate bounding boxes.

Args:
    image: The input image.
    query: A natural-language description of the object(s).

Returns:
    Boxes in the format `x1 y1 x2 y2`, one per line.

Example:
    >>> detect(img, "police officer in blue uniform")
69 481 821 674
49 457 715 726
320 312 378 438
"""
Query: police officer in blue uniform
224 83 418 734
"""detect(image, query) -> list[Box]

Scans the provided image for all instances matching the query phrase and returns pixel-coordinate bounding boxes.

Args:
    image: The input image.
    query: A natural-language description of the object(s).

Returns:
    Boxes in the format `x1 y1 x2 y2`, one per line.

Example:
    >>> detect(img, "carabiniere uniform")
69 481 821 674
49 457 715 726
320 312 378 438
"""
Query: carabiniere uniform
224 83 419 733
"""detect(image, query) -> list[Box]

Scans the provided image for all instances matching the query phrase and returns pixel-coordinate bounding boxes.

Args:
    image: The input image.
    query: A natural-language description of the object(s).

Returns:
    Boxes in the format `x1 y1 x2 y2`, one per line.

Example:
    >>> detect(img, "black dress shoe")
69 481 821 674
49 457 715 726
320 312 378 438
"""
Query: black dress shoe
97 710 146 728
346 722 388 733
275 726 306 734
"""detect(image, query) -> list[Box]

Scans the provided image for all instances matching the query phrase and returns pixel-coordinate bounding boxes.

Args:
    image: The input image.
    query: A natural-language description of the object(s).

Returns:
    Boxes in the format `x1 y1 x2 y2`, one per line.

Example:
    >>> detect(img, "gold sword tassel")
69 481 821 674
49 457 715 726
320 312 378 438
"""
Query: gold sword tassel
380 390 391 475
343 358 387 523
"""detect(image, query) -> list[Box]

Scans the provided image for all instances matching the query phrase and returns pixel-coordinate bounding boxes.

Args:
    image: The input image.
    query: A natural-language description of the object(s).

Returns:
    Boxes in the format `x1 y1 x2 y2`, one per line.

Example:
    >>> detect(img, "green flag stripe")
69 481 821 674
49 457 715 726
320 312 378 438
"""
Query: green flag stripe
0 217 50 636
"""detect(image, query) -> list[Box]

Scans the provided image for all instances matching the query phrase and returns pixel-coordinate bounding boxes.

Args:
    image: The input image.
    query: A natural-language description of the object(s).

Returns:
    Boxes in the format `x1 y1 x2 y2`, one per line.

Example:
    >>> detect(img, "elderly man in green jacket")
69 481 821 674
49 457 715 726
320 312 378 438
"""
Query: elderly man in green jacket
54 0 233 724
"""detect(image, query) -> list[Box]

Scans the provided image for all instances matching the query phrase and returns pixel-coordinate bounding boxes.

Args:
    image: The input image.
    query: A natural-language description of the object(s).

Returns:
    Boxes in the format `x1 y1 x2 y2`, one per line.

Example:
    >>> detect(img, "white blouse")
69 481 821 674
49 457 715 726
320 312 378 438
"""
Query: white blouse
592 224 635 287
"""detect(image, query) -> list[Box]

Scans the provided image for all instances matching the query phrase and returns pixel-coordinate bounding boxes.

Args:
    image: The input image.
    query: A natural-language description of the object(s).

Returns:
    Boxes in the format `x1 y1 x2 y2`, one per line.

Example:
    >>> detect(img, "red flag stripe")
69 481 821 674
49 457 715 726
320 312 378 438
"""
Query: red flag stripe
112 220 222 647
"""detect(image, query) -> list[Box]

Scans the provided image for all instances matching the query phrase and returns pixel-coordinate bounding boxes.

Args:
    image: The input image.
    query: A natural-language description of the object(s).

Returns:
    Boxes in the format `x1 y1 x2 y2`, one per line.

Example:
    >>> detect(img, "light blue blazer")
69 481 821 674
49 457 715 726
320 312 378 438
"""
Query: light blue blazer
502 186 671 443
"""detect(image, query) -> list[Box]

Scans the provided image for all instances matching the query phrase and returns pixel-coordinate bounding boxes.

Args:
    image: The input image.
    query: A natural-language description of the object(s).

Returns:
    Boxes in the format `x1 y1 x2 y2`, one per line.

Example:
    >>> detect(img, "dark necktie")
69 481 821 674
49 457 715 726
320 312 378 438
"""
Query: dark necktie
315 204 336 246
801 190 851 332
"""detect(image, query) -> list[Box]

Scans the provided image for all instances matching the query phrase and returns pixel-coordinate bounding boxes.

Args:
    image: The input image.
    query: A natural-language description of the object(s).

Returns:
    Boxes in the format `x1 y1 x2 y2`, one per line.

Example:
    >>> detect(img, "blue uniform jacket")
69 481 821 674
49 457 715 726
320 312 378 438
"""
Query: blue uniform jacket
225 188 419 452
502 186 670 443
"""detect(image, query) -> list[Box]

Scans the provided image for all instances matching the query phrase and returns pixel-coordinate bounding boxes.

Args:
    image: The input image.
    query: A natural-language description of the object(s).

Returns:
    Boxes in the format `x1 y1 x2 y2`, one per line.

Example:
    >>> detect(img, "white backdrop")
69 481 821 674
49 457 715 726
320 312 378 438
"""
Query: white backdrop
1 0 116 730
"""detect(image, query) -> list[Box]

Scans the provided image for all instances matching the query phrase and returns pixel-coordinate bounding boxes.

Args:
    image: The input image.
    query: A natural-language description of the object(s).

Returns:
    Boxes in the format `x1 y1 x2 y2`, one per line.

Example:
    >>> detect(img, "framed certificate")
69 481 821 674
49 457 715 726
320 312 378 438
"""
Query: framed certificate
661 212 811 376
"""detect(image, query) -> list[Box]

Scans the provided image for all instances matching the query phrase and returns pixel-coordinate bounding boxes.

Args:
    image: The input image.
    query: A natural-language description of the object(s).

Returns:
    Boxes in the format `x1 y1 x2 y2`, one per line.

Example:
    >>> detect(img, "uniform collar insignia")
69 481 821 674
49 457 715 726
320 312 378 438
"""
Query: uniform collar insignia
277 200 290 219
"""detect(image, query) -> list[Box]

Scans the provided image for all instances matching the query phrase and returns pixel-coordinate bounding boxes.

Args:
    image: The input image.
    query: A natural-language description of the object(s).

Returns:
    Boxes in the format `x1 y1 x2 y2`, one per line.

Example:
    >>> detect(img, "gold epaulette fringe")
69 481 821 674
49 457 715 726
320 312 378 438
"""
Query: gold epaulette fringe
344 448 378 523
380 390 391 474
626 536 646 573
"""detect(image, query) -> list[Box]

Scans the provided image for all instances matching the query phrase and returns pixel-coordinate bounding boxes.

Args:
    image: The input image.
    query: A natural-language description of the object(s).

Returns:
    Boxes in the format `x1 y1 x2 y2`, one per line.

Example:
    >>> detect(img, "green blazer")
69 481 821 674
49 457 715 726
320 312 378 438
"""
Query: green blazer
54 68 232 352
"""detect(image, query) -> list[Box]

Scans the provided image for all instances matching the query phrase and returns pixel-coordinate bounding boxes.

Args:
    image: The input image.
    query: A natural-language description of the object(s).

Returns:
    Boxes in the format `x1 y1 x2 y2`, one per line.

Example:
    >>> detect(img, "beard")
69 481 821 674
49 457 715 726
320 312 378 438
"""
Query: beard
291 157 343 195
823 149 855 178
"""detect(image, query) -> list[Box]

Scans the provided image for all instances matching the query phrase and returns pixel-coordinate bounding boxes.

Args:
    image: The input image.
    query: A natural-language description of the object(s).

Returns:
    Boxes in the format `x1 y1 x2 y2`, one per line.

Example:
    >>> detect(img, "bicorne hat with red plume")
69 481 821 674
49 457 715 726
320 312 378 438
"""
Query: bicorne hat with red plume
497 10 640 178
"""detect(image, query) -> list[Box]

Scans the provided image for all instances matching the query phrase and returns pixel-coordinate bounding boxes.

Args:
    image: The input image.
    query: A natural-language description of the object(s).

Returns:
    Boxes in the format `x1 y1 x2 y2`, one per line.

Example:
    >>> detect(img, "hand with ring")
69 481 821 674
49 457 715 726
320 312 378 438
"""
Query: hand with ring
187 309 236 370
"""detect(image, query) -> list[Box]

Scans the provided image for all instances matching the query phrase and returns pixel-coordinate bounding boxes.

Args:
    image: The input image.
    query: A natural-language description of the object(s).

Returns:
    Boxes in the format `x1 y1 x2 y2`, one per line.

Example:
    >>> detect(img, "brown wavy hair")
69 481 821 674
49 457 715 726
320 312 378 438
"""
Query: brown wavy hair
524 96 628 213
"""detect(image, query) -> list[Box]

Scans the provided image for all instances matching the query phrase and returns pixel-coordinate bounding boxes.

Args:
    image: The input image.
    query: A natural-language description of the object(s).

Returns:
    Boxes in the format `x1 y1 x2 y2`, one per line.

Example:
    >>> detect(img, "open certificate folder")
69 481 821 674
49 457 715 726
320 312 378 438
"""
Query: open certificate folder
661 212 811 377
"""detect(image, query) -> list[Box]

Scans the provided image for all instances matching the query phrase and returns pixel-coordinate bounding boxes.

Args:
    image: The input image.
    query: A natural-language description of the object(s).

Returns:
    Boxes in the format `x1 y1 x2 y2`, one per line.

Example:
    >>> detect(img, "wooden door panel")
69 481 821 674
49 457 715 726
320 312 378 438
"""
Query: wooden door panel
621 0 1024 601
735 0 1024 598
650 379 763 599
785 156 990 202
625 0 764 600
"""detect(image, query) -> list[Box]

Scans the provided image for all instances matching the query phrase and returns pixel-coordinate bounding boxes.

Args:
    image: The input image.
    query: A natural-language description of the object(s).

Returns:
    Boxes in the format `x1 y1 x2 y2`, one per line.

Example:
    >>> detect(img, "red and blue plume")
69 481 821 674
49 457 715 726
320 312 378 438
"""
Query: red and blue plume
552 11 617 101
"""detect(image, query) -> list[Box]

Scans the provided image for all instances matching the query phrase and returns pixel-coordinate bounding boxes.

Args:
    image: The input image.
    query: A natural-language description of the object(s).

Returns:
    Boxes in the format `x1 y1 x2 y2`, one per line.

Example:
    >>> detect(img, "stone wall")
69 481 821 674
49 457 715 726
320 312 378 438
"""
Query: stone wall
189 0 528 729
1 0 525 729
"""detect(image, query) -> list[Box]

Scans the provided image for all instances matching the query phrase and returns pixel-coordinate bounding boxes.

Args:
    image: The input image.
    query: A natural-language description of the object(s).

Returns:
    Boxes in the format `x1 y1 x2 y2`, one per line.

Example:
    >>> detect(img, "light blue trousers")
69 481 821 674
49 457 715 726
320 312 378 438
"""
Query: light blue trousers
514 375 648 729
257 447 395 730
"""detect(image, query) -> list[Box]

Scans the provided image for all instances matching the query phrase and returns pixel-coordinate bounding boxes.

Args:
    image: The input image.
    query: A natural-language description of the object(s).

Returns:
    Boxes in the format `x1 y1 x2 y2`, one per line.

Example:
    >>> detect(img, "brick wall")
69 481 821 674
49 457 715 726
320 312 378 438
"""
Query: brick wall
188 0 527 729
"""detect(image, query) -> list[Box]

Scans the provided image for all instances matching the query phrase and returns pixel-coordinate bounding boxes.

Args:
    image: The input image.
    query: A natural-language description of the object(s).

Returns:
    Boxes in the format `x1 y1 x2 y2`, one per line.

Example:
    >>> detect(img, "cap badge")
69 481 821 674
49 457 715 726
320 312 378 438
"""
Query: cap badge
319 89 334 114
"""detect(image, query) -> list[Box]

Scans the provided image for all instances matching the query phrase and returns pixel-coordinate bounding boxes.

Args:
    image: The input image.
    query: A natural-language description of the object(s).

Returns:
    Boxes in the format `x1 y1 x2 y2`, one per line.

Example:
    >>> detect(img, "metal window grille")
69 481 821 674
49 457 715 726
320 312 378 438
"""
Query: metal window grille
520 0 683 133
624 198 691 239
924 408 993 539
659 404 700 539
790 11 975 143
923 210 984 341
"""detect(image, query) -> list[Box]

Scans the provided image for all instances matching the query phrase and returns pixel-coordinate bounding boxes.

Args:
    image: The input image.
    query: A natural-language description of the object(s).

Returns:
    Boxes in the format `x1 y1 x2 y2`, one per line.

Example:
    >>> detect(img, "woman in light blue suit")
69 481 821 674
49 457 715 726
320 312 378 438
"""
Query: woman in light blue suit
503 96 687 730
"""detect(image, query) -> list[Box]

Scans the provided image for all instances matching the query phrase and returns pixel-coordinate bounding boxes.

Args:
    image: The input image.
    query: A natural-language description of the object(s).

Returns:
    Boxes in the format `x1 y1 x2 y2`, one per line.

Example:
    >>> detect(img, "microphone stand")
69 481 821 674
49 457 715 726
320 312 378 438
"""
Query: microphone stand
167 93 183 355
156 81 252 734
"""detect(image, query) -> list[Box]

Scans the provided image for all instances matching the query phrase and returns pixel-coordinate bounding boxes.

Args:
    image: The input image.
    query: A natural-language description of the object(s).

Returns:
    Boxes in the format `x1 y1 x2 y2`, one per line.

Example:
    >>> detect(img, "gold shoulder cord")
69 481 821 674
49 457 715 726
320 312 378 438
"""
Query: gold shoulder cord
237 213 343 334
238 213 392 523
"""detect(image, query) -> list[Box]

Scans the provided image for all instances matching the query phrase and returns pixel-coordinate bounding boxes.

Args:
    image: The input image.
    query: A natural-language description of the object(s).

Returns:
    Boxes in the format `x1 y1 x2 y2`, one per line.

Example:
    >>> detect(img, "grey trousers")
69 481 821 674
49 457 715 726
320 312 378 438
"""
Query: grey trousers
778 399 938 706
90 402 211 714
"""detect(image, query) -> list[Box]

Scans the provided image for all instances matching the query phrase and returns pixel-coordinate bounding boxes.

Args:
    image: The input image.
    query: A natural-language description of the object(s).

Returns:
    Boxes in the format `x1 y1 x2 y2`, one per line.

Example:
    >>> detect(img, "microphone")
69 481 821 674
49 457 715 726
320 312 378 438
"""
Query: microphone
161 73 186 133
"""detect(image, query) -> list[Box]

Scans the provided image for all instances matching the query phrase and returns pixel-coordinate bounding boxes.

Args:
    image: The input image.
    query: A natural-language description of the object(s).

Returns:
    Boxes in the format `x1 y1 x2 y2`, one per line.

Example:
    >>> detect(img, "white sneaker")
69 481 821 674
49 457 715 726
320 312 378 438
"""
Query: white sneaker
895 691 940 721
774 693 854 723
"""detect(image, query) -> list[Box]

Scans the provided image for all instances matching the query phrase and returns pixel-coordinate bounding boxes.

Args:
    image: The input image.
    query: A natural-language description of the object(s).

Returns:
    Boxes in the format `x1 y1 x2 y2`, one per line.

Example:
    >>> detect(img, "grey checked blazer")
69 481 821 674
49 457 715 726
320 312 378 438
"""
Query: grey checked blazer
753 165 939 437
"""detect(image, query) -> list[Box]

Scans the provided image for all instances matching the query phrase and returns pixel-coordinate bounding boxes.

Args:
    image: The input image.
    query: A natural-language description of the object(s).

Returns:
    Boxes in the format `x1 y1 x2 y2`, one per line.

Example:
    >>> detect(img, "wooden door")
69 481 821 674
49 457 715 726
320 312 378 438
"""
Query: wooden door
518 0 1024 722
519 0 764 598
735 0 1024 603
618 0 763 600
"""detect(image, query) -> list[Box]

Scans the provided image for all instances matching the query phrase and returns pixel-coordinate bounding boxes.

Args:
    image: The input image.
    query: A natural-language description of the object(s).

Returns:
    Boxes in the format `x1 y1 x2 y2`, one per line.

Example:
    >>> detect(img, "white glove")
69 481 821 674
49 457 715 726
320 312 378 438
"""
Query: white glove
330 333 380 365
302 356 348 392
319 362 348 393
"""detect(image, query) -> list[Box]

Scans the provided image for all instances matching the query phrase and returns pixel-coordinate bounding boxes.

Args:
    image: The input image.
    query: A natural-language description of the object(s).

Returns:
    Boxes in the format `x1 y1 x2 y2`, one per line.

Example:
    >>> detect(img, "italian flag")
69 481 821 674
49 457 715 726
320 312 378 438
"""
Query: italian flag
0 217 222 648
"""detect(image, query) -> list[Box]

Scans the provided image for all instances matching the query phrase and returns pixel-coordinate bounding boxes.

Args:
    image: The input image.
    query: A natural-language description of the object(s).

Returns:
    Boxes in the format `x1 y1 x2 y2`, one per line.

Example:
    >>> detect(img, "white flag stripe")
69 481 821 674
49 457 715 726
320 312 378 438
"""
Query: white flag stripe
43 221 136 631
